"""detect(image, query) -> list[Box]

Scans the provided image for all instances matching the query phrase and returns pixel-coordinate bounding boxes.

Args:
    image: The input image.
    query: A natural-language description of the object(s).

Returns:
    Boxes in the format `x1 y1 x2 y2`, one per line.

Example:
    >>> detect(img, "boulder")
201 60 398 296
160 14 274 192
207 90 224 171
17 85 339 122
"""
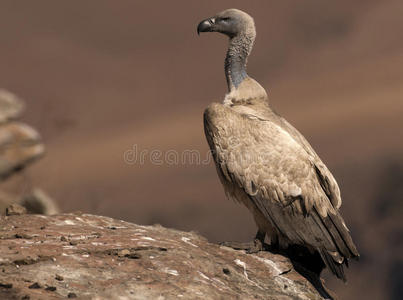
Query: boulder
5 203 27 216
0 89 24 124
0 213 323 299
0 89 53 216
0 122 44 180
20 188 59 215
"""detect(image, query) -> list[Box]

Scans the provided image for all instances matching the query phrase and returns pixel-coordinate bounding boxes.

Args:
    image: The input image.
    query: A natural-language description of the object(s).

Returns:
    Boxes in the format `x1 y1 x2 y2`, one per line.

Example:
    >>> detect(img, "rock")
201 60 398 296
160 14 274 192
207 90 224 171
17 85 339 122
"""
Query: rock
0 89 24 124
54 274 63 281
0 122 44 180
20 188 59 215
0 188 59 216
0 89 55 217
0 191 18 215
5 203 27 216
0 90 41 179
0 213 323 299
28 282 41 289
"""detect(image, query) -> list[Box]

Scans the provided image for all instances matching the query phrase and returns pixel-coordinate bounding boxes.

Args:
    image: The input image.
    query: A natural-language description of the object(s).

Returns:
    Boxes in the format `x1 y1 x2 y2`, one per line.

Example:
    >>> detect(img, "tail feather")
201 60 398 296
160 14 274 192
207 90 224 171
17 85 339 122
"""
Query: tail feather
327 212 360 258
319 249 346 282
312 207 359 280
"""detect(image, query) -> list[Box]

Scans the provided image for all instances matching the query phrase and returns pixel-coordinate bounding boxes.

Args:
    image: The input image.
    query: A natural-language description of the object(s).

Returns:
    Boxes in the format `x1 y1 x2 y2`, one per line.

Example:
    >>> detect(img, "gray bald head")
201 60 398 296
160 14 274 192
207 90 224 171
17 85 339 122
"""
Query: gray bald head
197 9 256 40
197 9 261 94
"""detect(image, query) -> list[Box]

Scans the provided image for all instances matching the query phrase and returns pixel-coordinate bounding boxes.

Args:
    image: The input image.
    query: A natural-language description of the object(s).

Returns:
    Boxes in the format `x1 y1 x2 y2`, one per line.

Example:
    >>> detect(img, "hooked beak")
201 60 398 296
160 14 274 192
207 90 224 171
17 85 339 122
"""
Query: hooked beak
197 18 216 35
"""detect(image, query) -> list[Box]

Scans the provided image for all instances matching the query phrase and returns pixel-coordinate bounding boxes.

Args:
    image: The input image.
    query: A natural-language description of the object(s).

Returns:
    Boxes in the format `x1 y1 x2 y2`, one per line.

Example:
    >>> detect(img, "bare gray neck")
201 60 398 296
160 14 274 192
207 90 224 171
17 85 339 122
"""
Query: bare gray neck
225 34 254 91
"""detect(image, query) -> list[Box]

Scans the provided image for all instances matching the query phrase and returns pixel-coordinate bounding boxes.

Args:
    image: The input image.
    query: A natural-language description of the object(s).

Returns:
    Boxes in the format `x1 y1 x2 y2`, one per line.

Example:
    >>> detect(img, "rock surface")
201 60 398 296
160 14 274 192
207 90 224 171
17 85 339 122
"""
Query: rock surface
0 213 322 299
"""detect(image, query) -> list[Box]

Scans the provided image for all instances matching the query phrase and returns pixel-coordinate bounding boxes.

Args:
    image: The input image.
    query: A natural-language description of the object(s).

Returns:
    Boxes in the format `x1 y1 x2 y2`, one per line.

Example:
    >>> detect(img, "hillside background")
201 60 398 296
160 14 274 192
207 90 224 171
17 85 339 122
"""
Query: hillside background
0 1 402 299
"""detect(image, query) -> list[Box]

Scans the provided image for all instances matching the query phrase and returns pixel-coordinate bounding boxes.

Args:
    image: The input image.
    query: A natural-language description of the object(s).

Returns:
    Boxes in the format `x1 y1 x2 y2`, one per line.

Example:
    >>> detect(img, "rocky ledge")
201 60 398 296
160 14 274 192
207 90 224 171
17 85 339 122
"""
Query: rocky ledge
0 213 323 299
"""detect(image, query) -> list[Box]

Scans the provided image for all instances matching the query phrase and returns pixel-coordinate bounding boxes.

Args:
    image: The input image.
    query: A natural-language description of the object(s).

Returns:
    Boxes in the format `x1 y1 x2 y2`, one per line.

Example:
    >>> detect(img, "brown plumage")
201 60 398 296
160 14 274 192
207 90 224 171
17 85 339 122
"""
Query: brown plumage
198 8 359 282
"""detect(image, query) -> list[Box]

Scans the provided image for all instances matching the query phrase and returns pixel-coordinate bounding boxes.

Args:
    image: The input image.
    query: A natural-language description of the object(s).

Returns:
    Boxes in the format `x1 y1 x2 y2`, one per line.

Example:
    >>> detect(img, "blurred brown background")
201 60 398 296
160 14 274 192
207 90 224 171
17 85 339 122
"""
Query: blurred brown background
0 1 402 299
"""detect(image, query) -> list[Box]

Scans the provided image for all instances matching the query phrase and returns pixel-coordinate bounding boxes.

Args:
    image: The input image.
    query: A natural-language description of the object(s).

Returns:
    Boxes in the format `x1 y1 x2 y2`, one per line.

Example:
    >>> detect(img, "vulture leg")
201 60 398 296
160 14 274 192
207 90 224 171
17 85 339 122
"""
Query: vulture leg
246 229 267 254
220 230 270 253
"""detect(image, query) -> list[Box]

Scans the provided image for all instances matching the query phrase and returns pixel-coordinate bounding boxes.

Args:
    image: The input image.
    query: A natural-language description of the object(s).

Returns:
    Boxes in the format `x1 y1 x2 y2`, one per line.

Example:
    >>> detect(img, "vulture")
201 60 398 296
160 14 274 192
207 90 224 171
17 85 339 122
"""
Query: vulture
197 8 359 283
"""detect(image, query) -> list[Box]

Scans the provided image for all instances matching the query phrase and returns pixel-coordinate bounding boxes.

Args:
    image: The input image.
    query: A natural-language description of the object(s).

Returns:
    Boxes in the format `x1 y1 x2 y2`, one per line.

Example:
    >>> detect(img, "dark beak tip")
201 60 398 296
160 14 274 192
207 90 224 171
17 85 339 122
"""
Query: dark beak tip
197 19 213 36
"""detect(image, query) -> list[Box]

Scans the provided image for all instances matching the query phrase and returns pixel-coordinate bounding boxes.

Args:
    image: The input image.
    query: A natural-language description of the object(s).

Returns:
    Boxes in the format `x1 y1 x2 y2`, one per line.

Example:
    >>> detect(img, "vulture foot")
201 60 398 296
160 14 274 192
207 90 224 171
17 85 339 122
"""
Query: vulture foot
219 240 266 253
220 230 271 253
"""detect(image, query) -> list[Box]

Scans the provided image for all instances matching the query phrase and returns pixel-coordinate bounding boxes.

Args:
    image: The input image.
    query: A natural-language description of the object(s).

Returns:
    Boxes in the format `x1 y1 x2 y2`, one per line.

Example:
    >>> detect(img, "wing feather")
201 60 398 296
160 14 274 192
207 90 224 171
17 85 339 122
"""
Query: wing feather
276 116 342 209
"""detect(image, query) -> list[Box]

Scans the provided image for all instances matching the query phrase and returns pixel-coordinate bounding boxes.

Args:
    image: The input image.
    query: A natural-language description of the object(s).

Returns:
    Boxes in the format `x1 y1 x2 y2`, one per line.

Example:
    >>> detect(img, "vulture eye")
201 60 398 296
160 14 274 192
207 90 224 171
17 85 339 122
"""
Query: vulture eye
217 17 231 23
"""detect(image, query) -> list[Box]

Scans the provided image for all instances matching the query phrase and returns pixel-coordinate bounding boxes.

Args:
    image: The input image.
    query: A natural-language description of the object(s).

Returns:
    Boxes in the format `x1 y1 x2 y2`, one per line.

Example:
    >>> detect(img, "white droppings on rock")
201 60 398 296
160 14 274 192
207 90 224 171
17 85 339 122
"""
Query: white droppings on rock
141 236 156 241
62 246 76 249
36 215 48 219
234 259 263 290
197 271 210 281
181 237 198 248
91 242 104 246
69 235 87 241
234 259 248 279
253 256 283 276
61 253 82 261
63 220 76 225
163 268 179 276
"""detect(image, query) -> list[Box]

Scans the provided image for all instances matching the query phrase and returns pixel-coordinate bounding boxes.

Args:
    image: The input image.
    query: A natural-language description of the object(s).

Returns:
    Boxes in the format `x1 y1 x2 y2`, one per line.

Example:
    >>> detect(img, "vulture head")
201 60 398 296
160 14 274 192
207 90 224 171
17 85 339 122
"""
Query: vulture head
197 8 255 40
197 9 266 101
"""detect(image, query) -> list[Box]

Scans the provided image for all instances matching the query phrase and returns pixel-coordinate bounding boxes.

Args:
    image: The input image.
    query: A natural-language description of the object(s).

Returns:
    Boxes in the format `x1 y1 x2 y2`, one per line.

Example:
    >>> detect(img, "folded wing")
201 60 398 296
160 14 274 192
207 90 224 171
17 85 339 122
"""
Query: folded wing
204 103 359 281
